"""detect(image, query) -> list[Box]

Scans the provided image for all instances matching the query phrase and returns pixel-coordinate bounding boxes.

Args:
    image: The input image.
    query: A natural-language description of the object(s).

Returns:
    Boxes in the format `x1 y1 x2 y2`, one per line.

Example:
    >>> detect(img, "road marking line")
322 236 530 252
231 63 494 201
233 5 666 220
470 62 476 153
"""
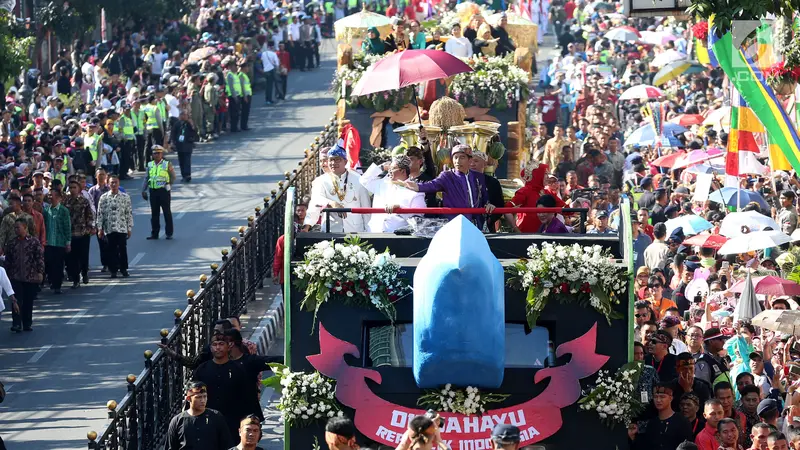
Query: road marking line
197 191 207 198
212 173 221 181
28 345 52 363
176 211 187 220
130 252 146 267
101 281 119 294
4 384 12 392
67 309 88 324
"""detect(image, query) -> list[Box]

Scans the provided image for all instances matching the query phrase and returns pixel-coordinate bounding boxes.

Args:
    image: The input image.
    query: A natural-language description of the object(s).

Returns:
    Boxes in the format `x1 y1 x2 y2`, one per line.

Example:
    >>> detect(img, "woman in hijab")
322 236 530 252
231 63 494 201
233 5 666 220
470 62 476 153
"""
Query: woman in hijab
362 27 387 55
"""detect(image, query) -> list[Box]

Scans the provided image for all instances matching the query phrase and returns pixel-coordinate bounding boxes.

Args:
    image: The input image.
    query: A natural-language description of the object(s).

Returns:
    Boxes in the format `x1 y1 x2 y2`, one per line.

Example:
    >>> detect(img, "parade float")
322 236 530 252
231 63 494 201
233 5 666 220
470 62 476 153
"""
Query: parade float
332 4 538 180
274 188 639 450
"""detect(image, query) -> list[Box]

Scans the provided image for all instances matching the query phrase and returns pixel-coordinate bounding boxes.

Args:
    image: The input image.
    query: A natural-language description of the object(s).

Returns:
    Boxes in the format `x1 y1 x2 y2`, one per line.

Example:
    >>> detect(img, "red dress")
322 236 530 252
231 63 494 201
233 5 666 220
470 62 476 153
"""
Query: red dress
506 164 567 232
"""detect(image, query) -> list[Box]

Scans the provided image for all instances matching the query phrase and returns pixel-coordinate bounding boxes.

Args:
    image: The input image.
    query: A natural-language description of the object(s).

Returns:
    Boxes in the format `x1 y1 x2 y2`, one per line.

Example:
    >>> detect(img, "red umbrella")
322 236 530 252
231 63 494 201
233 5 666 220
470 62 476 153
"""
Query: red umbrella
352 50 473 96
651 151 685 168
669 114 705 127
682 233 728 249
728 276 800 296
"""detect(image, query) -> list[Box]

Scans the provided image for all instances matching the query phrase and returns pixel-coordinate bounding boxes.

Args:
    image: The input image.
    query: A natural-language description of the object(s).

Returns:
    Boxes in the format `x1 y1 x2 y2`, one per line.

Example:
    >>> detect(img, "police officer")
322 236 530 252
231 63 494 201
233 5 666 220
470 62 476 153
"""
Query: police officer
236 60 252 131
490 424 521 450
224 58 241 132
141 145 176 240
131 97 147 171
114 103 136 180
143 95 164 165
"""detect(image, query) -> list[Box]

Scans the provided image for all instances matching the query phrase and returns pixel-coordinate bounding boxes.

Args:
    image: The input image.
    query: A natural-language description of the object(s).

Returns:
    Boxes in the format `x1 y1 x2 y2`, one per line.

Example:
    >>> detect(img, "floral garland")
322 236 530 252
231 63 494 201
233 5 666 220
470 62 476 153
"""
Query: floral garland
450 55 530 110
505 243 628 326
294 236 409 329
578 362 645 427
262 363 344 428
764 60 800 91
418 384 510 415
331 53 415 112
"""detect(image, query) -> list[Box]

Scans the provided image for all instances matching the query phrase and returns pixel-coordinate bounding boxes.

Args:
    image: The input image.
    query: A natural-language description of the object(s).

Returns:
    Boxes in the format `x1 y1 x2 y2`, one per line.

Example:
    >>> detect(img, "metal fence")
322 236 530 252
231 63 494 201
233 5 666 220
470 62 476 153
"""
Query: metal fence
86 116 338 449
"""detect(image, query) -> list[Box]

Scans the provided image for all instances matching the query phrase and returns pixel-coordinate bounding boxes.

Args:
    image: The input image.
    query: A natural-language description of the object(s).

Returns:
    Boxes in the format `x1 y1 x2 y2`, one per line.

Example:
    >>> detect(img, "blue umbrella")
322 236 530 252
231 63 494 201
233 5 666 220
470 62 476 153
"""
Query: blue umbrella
664 215 713 237
708 187 770 210
624 123 688 147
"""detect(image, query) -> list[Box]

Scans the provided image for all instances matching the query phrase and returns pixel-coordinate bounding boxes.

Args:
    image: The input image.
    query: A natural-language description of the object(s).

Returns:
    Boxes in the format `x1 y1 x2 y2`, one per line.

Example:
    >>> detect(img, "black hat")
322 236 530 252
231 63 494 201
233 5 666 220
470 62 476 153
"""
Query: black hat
757 399 779 417
491 424 520 444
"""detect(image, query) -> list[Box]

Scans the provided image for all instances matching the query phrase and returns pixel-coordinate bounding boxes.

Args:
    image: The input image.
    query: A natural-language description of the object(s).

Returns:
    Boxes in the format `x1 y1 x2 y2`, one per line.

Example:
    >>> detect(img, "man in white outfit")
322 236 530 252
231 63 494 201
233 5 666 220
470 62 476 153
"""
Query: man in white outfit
360 155 426 233
305 142 370 232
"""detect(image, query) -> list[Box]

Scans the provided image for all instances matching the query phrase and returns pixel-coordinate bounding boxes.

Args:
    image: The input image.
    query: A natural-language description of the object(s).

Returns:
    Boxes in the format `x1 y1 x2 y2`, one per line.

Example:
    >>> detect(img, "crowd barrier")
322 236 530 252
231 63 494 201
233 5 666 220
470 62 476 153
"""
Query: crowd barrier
85 116 338 449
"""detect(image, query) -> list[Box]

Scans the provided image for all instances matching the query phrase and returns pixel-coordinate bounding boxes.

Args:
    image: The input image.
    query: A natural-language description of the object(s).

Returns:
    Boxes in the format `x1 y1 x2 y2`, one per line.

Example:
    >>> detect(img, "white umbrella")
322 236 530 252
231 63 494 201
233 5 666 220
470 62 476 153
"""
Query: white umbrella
640 31 678 46
733 271 762 324
651 49 689 68
619 84 665 101
605 27 640 42
719 211 780 237
752 309 800 336
718 230 792 255
664 215 713 237
703 106 731 128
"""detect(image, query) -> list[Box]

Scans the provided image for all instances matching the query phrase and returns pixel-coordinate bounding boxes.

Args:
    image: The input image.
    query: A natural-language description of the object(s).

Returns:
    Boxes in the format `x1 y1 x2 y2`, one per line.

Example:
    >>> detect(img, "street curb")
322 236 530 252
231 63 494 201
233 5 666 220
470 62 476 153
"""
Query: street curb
250 293 284 356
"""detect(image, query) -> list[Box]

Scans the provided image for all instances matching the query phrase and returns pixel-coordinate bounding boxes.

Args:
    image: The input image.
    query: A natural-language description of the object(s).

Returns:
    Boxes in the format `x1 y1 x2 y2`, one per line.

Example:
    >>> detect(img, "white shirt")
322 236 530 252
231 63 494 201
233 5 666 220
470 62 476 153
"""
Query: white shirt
165 94 180 118
289 23 301 42
261 49 279 72
669 339 690 355
359 163 426 233
305 171 371 232
0 266 15 313
150 52 169 75
445 37 473 59
82 62 95 85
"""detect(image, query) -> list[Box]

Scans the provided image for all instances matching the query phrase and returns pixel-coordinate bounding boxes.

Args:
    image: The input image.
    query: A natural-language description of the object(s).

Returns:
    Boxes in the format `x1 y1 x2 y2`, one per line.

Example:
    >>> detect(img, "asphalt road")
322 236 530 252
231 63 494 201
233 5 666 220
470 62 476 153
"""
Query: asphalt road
0 44 337 449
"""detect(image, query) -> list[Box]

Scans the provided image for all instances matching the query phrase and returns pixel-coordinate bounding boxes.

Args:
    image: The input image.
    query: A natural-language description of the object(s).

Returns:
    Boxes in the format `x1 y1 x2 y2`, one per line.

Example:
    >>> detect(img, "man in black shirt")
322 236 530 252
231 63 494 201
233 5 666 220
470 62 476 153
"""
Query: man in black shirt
631 381 692 450
645 331 679 382
167 382 232 450
669 353 712 414
228 415 265 450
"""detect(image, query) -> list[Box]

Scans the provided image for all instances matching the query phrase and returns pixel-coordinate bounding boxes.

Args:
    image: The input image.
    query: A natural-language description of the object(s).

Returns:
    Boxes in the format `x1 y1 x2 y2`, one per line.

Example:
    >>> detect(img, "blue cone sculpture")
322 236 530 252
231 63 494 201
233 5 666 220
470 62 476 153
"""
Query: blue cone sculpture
413 215 505 388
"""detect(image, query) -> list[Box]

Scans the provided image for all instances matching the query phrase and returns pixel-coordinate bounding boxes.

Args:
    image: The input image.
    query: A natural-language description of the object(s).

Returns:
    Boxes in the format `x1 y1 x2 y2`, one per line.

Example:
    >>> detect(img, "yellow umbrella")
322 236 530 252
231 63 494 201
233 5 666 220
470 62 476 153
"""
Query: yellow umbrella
652 60 707 86
485 11 539 53
334 5 393 43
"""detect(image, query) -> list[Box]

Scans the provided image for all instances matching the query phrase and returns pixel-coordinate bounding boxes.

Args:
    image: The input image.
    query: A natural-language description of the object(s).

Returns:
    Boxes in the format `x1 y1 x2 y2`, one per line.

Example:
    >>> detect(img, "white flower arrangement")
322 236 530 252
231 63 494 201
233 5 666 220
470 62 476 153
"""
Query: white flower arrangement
418 384 509 416
450 55 531 110
262 363 344 428
578 362 645 427
294 236 409 328
506 243 629 326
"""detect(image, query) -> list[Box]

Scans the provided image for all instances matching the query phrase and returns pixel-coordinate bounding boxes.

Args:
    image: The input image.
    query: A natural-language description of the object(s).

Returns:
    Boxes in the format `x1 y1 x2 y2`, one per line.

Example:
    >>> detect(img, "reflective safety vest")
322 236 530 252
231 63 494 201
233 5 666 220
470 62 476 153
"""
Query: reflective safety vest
131 109 145 135
147 160 170 189
144 104 160 130
237 72 252 96
116 116 135 140
158 101 167 124
324 1 333 13
225 71 242 97
84 134 100 161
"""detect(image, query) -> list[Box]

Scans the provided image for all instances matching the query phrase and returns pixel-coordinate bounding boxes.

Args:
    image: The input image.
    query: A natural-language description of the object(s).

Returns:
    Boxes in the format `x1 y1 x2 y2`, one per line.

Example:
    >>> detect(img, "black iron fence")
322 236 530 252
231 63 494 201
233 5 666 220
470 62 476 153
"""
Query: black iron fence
86 116 338 449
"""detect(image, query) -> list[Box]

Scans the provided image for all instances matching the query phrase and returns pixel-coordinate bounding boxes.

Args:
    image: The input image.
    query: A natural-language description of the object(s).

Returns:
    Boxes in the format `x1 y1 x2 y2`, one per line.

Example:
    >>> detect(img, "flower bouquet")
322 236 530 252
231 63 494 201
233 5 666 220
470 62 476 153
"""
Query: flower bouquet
418 384 510 415
506 243 628 327
691 21 708 41
450 55 530 110
294 236 409 329
764 60 800 95
262 363 344 428
578 362 645 427
331 53 415 112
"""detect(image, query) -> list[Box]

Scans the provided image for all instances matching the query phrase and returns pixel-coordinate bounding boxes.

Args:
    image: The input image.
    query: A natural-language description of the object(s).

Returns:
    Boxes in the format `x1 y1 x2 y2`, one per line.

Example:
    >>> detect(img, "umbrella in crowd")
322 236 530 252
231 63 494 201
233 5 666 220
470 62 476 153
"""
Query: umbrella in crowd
651 151 685 168
187 47 217 64
650 49 689 68
752 309 800 336
640 31 678 46
605 27 641 42
719 211 780 237
703 106 732 127
733 272 763 323
652 60 706 86
672 148 724 169
669 114 705 127
334 6 393 42
682 233 728 249
624 122 686 147
619 84 664 100
708 187 770 210
686 163 725 174
665 215 713 237
729 275 800 297
718 230 793 255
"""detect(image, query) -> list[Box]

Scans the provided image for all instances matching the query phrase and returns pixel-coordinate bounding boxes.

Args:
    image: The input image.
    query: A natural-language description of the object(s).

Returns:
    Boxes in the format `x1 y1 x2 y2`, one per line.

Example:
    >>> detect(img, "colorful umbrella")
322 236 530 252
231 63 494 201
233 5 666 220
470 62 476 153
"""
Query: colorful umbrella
719 211 780 237
623 122 687 147
619 84 664 100
729 275 800 297
651 151 686 168
605 27 640 42
653 60 707 86
718 230 792 255
672 148 725 169
709 188 770 210
640 31 678 46
665 215 713 237
651 49 689 68
669 114 706 127
682 233 728 249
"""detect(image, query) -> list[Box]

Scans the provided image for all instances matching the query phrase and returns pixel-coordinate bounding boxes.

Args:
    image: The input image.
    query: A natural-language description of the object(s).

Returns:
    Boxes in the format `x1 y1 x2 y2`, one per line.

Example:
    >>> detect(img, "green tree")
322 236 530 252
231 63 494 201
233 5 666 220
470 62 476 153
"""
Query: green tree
0 10 33 85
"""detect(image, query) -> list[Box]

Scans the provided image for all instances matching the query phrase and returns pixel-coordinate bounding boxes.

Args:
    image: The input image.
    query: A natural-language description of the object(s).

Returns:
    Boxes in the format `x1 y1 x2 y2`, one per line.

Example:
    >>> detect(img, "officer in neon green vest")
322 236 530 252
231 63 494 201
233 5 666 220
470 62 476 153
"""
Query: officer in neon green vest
115 103 136 180
224 58 242 132
83 120 104 175
143 95 165 165
236 61 252 131
141 146 176 240
131 98 147 172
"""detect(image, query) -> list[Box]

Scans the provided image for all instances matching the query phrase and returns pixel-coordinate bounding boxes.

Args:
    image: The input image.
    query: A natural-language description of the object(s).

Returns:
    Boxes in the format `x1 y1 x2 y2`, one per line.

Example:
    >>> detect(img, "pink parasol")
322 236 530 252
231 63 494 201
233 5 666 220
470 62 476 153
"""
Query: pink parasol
651 151 685 168
669 114 705 127
619 85 664 101
682 233 728 249
728 276 800 297
672 148 724 169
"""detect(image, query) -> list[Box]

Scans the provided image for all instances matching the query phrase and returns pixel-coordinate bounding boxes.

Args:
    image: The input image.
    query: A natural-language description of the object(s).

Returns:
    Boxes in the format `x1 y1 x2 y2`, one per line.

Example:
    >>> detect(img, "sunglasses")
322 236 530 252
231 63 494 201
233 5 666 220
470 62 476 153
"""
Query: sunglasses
634 313 648 318
648 284 663 289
